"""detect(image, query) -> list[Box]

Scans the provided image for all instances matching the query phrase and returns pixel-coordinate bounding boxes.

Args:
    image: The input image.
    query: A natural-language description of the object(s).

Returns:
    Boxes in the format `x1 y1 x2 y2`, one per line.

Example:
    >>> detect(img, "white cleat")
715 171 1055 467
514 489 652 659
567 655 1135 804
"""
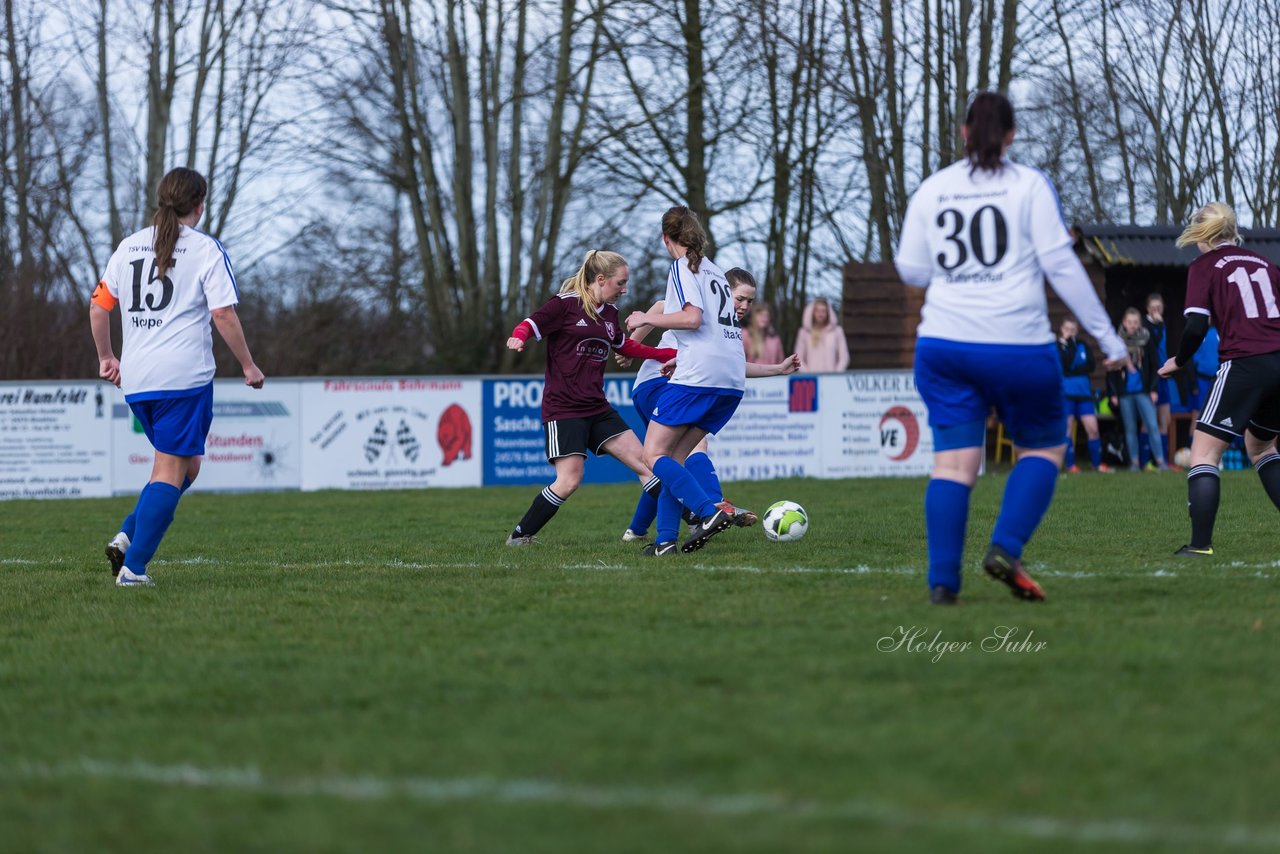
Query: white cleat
106 532 130 578
621 528 648 543
116 567 155 587
506 534 537 546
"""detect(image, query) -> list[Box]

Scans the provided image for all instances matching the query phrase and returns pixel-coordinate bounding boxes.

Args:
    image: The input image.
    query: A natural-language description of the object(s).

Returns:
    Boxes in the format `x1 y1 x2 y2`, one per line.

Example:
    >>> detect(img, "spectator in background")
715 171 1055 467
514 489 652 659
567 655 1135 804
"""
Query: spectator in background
743 303 785 364
1057 317 1108 472
1108 307 1170 472
1144 293 1176 468
795 297 849 372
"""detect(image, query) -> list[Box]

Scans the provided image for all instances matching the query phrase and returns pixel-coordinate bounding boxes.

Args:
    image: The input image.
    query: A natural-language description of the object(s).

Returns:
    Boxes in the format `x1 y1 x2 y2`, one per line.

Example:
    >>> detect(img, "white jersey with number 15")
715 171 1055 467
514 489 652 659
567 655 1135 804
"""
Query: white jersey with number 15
96 224 240 400
895 159 1074 346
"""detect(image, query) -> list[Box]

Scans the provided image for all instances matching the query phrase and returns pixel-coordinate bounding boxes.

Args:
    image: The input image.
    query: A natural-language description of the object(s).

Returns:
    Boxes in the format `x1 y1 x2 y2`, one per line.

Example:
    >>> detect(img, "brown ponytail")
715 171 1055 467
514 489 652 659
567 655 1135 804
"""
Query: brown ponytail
964 92 1015 175
661 206 708 273
152 167 208 278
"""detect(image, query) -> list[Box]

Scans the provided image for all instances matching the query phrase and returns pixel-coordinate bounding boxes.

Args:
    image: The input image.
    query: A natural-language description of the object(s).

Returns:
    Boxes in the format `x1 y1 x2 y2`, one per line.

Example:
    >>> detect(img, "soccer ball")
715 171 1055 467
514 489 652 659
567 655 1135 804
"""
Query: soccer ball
763 500 808 542
1174 447 1192 468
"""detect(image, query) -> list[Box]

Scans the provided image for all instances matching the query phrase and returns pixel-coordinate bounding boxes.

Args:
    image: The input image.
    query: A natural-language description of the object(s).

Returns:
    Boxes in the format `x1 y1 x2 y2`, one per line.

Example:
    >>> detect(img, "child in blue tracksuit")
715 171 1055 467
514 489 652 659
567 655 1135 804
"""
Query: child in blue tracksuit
1057 317 1105 471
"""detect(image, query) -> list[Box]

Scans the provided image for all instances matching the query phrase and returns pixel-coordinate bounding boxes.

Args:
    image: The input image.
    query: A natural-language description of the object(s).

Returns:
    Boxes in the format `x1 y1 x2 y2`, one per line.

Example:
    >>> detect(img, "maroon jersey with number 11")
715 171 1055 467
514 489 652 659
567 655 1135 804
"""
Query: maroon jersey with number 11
1184 245 1280 362
525 293 627 423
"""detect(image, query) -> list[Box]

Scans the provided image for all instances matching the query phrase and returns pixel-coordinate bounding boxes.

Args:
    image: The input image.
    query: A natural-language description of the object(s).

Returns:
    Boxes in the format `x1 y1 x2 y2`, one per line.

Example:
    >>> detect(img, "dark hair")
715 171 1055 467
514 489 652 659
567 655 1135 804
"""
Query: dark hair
152 167 208 278
661 206 707 274
724 267 757 290
964 92 1015 174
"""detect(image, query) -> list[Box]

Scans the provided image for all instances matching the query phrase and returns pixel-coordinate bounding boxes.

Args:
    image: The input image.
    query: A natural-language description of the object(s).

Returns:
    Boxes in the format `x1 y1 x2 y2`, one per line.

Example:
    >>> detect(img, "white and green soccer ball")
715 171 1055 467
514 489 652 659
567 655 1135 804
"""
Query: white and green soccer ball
762 500 808 542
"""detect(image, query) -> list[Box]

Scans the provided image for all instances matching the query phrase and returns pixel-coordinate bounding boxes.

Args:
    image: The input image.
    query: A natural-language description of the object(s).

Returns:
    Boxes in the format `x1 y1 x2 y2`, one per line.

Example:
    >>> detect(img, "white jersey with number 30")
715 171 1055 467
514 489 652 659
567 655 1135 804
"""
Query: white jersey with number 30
664 256 746 394
895 160 1074 346
97 225 239 400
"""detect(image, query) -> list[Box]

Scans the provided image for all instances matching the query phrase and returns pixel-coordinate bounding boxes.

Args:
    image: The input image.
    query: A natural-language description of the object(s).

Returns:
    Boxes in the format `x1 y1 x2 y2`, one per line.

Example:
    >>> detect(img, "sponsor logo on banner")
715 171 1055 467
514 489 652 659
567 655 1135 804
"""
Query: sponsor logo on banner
819 372 932 478
300 378 482 490
0 382 111 499
112 382 301 493
707 375 820 481
482 378 641 486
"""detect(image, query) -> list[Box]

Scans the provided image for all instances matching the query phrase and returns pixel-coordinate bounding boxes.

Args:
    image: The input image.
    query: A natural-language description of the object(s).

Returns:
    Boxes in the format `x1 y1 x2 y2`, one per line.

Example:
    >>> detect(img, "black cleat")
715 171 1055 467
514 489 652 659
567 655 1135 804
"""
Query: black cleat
680 502 736 553
982 544 1045 602
929 585 958 605
1173 544 1214 557
642 541 678 557
731 506 759 527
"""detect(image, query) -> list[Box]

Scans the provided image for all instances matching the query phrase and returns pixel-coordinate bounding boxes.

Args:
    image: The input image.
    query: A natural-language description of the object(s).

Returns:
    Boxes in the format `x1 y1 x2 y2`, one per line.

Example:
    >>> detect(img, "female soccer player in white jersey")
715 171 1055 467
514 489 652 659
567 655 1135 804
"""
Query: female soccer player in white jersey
624 206 747 553
894 92 1128 605
622 268 799 551
90 167 264 587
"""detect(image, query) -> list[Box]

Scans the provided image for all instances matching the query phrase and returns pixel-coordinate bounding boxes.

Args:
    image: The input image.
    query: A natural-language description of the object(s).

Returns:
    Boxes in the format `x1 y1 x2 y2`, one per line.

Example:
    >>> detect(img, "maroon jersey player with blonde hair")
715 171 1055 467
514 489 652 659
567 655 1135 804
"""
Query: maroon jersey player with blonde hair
504 249 676 545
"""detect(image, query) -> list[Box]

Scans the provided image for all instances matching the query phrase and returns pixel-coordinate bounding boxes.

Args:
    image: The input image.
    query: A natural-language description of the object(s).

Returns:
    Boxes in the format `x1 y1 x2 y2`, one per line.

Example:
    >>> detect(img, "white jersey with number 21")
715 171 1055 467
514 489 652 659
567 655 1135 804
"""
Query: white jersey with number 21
97 224 239 400
664 255 747 394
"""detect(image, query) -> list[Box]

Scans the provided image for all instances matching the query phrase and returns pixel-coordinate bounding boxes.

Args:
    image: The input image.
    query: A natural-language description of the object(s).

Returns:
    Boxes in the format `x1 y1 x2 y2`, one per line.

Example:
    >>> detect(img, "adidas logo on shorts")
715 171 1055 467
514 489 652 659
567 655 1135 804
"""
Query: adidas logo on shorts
576 319 588 327
1222 417 1234 427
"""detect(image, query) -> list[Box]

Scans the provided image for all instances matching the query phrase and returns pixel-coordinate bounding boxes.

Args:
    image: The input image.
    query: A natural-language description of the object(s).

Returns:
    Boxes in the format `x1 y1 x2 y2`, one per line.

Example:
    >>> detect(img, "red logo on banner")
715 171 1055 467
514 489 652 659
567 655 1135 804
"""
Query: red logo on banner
879 405 920 461
437 404 472 466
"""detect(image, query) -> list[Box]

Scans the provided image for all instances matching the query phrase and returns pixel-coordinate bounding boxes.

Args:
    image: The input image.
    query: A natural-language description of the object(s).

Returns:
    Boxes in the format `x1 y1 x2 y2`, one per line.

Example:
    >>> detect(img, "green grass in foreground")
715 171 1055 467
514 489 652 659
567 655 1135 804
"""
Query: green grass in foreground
2 471 1279 853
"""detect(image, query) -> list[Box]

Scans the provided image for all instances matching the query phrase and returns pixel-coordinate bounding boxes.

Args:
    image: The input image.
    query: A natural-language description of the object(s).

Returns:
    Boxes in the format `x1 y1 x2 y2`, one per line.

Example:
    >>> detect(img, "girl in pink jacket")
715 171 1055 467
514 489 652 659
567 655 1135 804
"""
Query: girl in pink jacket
795 298 849 371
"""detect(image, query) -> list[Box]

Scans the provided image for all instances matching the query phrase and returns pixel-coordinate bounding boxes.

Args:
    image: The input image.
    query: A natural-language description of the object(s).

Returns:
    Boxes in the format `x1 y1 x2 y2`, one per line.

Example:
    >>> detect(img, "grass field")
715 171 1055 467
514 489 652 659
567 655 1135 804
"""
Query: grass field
2 470 1279 852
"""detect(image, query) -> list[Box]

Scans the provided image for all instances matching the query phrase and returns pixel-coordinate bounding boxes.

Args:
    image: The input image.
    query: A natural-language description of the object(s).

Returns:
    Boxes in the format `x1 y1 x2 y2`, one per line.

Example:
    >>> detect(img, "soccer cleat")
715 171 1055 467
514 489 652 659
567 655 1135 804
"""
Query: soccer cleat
1066 464 1080 474
731 506 759 527
115 567 154 587
622 528 648 543
642 541 678 557
105 532 130 578
680 501 736 553
681 506 701 526
505 533 538 546
1173 544 1214 557
981 544 1045 602
1096 463 1113 473
929 585 958 605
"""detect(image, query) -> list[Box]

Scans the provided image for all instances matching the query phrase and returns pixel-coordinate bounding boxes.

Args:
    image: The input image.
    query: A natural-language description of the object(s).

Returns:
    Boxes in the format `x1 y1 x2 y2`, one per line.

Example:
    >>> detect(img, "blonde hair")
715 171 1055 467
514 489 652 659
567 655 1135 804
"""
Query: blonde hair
745 303 775 361
808 297 833 348
560 249 626 322
1176 202 1241 249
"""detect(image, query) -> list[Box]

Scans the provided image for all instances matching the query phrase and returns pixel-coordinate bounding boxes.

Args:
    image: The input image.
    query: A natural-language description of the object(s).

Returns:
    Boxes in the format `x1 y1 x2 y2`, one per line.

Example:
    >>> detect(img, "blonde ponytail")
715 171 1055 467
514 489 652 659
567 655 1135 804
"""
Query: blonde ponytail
1176 201 1241 249
560 249 627 322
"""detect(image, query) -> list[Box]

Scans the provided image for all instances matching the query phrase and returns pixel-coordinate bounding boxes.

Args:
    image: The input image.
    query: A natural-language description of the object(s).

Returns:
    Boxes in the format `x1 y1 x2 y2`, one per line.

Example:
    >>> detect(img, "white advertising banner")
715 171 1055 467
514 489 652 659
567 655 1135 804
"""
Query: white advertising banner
0 382 113 499
819 371 933 478
112 381 303 494
300 378 482 491
706 375 823 482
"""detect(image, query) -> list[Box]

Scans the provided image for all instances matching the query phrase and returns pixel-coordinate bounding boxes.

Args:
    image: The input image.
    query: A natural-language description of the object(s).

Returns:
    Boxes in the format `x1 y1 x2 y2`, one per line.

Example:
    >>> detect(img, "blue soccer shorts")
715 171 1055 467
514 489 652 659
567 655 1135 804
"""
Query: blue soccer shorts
650 384 741 435
915 338 1065 451
127 383 215 457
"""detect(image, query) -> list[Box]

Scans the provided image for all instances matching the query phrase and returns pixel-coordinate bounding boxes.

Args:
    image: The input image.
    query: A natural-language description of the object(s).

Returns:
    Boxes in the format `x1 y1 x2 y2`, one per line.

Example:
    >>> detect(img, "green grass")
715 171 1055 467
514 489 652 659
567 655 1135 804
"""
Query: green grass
2 471 1279 852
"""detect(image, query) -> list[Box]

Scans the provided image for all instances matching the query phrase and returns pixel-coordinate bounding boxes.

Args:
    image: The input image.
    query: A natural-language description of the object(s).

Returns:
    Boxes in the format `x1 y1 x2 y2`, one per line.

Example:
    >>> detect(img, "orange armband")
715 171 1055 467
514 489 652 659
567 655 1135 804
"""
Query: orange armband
91 280 118 311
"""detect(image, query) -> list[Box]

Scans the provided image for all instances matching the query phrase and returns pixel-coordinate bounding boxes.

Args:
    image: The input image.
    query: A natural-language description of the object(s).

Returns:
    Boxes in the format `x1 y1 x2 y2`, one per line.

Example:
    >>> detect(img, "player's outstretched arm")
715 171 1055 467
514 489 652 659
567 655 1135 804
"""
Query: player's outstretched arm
626 303 701 332
745 353 801 378
211 305 265 388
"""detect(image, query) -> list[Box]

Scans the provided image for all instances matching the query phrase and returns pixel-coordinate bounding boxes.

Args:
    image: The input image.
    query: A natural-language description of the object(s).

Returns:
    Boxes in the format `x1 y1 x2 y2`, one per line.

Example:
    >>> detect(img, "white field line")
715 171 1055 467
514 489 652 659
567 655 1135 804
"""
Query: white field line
2 757 1277 849
5 556 1280 578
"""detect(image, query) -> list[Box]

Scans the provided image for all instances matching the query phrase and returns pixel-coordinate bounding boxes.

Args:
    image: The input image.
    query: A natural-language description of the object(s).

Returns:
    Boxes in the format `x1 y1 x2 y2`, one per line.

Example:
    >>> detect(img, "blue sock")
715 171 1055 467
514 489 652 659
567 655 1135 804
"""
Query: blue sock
684 452 723 503
123 482 182 574
1087 438 1102 469
1064 435 1076 468
991 456 1059 559
925 479 971 593
121 476 191 540
628 488 659 536
1139 433 1151 467
656 486 682 544
651 456 717 519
